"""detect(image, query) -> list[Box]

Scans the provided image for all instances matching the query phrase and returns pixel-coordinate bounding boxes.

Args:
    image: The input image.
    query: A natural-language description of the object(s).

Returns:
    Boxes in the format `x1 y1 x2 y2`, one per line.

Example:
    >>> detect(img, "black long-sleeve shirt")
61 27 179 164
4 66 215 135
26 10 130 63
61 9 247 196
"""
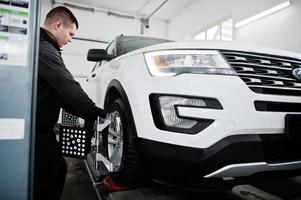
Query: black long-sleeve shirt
36 28 99 134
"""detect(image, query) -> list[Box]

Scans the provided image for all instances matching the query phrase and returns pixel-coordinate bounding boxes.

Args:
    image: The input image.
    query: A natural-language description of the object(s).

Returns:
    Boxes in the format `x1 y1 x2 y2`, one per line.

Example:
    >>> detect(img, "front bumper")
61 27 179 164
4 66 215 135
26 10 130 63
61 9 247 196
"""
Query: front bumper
137 134 301 180
124 71 301 149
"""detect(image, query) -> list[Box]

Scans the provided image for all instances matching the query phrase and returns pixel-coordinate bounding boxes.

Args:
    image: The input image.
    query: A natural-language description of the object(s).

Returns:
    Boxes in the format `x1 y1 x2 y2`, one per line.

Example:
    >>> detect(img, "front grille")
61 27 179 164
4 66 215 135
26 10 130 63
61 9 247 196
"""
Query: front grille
260 134 301 163
221 50 301 96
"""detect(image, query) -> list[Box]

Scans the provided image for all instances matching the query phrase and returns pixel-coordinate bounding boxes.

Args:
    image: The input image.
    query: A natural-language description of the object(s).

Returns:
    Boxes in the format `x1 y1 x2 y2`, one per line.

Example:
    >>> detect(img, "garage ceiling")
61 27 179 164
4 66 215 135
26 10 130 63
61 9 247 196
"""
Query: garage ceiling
63 0 197 21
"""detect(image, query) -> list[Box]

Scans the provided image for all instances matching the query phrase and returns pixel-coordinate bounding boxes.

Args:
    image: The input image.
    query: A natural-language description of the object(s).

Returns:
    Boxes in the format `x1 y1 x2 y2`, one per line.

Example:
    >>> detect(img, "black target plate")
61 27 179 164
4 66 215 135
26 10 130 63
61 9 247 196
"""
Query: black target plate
59 125 90 159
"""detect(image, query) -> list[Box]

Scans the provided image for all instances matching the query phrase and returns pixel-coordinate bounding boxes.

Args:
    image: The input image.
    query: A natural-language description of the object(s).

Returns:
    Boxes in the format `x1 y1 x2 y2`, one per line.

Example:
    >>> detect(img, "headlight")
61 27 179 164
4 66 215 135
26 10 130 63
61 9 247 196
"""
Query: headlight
144 50 235 76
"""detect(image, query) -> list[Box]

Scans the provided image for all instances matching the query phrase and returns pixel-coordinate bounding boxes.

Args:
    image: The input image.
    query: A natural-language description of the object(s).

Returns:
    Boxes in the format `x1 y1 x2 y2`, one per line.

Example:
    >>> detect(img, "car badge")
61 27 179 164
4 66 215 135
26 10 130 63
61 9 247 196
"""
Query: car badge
292 67 301 81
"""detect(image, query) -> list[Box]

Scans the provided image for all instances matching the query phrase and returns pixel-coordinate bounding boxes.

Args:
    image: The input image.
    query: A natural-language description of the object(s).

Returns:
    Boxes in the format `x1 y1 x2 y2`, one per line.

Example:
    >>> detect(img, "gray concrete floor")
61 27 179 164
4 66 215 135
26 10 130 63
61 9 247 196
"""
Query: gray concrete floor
60 156 301 200
61 157 99 200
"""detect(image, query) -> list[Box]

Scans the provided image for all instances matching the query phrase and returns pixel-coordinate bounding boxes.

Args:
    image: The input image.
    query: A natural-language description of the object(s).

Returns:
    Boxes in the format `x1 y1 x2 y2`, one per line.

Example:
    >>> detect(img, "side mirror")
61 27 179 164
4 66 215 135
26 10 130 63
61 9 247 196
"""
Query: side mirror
87 49 113 62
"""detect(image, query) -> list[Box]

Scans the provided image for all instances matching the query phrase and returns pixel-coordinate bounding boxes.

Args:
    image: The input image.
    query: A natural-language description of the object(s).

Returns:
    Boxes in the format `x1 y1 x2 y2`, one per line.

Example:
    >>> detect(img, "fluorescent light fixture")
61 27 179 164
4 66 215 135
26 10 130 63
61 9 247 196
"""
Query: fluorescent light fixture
235 1 290 28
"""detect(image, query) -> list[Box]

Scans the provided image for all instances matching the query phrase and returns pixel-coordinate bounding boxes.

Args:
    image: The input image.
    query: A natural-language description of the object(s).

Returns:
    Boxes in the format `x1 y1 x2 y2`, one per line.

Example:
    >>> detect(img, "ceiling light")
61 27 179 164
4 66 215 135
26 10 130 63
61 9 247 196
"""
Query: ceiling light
235 1 291 28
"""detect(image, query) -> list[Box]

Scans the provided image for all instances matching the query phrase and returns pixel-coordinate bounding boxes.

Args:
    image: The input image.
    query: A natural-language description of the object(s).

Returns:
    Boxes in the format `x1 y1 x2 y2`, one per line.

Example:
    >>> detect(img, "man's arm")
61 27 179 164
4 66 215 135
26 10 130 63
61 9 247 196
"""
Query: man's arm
39 42 101 120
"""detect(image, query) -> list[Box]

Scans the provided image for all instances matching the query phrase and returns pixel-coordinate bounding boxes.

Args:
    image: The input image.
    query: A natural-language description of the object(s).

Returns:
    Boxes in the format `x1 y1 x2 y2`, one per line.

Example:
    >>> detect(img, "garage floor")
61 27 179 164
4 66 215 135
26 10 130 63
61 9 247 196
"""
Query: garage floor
61 157 98 200
61 157 301 200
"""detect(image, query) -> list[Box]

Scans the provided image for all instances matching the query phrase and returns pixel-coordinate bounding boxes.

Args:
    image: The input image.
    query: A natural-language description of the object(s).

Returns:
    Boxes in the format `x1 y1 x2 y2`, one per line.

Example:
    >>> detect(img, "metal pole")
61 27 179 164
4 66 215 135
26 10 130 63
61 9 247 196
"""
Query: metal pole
95 118 100 169
145 0 168 20
140 0 168 35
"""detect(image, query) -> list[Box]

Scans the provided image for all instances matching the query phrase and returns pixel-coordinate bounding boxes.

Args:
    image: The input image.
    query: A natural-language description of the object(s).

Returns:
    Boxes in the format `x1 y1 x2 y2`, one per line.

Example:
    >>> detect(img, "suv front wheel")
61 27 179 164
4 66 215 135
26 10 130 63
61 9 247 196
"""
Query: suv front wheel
104 97 146 186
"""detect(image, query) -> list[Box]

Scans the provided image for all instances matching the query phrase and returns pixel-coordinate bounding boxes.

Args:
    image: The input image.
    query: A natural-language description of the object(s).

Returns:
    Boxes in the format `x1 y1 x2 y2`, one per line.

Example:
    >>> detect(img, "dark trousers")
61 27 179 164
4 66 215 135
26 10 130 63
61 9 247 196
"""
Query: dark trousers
34 133 67 200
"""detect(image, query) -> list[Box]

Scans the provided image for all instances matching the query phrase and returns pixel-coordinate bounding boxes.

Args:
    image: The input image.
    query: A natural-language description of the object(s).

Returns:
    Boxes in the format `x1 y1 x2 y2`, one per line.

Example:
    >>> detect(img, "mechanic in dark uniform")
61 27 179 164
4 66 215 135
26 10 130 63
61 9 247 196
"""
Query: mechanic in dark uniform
34 6 106 200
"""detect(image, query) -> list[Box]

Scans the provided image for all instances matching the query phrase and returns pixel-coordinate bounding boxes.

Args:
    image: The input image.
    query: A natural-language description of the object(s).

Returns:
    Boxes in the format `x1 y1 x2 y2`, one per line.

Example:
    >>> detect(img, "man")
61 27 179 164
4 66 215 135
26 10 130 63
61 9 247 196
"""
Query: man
34 6 106 200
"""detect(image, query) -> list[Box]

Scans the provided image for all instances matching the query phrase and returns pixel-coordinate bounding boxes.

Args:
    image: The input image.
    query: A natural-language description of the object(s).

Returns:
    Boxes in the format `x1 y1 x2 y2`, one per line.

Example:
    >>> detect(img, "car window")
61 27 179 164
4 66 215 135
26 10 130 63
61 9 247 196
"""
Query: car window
120 36 172 55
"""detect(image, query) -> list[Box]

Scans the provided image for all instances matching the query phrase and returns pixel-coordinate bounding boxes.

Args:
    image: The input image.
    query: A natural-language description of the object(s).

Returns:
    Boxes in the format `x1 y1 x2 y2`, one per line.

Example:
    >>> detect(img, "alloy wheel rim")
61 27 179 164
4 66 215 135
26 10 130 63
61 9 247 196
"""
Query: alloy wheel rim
107 111 124 172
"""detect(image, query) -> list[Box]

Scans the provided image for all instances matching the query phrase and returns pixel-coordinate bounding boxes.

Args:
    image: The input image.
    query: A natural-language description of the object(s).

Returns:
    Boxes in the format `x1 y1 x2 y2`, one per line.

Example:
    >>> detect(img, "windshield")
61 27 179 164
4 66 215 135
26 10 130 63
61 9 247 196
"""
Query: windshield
120 36 172 55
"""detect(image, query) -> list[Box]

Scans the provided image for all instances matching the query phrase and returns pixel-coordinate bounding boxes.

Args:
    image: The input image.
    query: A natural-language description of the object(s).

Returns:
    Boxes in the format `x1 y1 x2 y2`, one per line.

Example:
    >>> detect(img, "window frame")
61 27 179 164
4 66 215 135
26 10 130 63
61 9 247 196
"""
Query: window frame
193 18 233 41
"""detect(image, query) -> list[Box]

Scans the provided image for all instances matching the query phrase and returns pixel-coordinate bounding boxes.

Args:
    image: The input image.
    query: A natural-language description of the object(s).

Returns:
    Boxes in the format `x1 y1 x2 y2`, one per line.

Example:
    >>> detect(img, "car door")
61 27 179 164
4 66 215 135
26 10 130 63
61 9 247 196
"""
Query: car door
85 62 101 102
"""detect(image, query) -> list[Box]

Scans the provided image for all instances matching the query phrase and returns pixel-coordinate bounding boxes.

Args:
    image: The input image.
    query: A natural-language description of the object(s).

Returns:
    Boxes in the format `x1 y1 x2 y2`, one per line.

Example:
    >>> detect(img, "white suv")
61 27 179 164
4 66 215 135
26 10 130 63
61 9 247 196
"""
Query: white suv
86 35 301 186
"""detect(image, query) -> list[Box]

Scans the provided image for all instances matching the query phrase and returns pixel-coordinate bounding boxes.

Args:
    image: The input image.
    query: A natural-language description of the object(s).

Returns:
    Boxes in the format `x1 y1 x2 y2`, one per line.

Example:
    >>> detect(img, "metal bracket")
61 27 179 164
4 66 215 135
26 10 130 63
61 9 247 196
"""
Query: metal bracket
97 114 112 132
94 113 114 170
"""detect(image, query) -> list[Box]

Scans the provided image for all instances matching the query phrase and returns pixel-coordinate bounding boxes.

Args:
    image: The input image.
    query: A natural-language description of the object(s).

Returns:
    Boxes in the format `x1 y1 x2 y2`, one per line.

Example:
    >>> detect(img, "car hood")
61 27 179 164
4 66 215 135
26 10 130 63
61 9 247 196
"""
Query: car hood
119 40 301 60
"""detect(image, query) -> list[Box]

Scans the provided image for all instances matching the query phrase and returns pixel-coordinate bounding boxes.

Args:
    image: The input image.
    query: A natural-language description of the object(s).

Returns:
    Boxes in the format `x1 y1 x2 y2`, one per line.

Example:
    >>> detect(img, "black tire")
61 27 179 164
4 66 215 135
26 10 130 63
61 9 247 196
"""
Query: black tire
104 97 146 186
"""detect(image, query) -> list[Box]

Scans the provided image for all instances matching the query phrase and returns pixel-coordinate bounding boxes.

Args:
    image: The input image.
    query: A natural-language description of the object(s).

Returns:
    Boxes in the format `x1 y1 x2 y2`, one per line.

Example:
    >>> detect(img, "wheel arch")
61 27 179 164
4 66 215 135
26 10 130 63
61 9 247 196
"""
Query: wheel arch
104 79 138 139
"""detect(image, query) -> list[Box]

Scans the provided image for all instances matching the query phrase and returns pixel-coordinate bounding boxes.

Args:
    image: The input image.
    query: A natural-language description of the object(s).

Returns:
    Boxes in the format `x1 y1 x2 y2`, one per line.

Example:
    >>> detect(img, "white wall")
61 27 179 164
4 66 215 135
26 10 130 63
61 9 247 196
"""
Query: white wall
235 0 301 53
167 0 287 41
40 0 168 76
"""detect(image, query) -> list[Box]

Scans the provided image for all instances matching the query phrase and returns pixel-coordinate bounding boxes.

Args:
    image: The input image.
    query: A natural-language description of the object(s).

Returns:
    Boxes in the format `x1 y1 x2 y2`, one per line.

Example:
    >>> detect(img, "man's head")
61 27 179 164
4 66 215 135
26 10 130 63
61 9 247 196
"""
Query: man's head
43 6 78 47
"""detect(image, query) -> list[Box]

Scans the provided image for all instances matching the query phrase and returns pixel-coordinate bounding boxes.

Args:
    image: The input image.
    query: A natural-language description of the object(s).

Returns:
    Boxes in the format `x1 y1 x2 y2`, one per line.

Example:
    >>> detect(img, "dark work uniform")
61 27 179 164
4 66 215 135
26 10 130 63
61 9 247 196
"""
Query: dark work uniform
34 28 101 200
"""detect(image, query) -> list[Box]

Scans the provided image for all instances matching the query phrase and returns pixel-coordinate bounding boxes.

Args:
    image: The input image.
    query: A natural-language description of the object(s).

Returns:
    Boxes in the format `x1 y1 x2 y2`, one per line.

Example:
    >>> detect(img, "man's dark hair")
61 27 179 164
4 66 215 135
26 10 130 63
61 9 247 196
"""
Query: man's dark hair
45 6 79 29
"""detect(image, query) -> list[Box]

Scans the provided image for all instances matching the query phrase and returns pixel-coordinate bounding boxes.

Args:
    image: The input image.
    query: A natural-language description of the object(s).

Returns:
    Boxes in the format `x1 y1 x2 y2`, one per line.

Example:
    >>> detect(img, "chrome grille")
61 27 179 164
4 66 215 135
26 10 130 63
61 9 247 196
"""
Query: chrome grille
221 50 301 96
